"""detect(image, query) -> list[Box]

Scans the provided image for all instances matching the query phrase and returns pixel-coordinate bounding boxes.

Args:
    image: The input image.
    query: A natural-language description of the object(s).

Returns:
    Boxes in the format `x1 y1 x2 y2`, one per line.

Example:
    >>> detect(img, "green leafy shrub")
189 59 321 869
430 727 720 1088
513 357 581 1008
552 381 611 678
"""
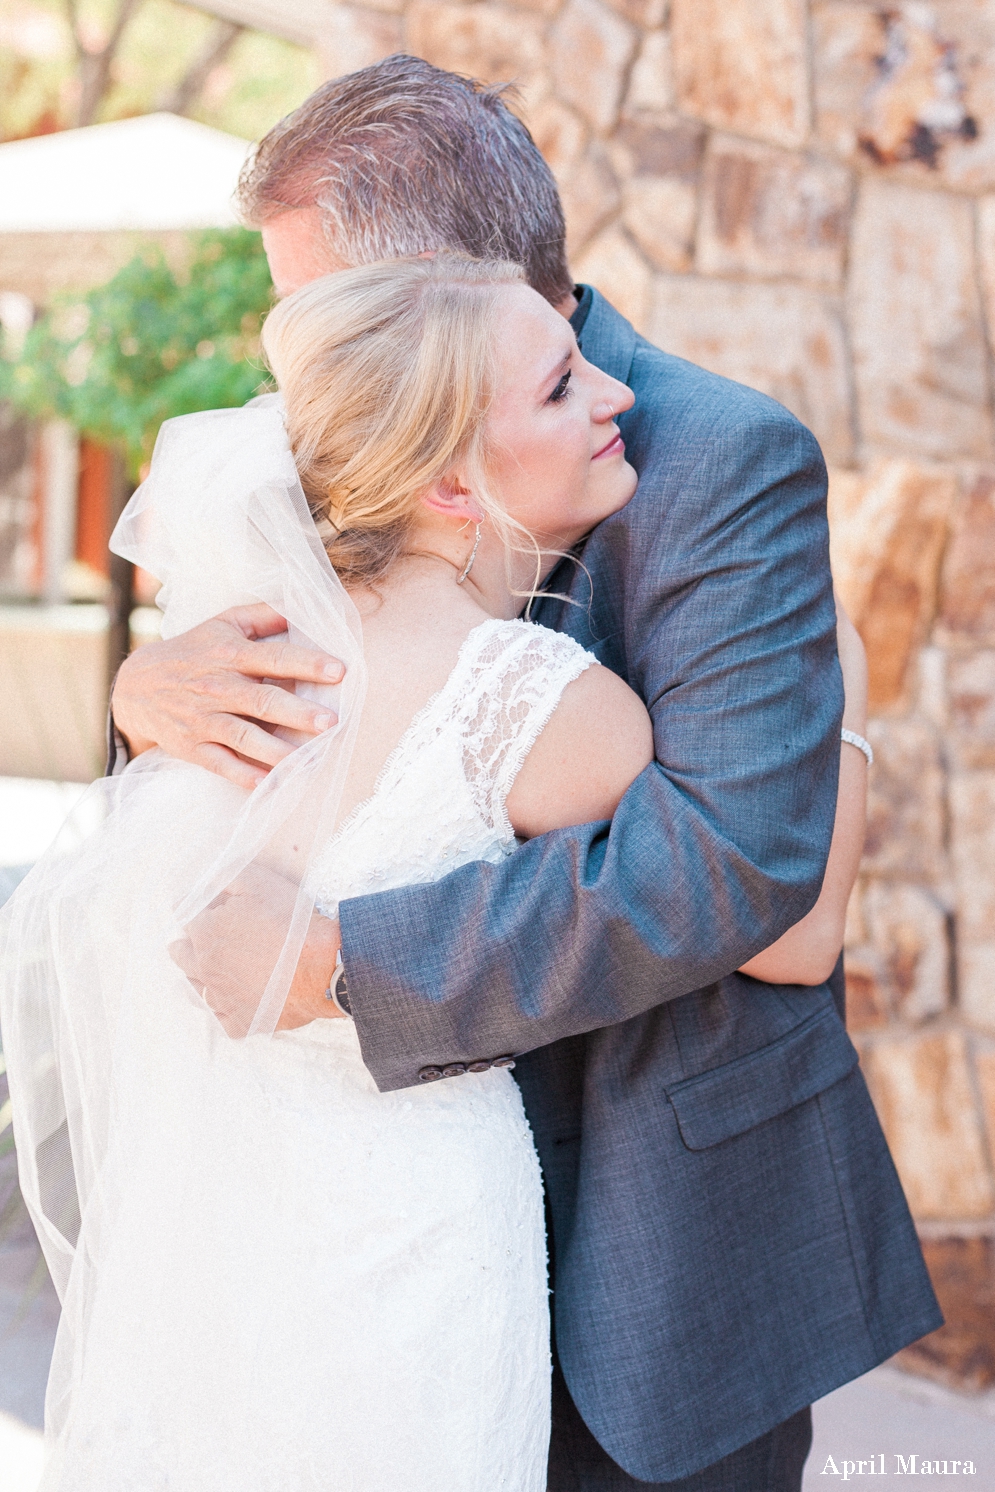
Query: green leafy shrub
0 227 274 476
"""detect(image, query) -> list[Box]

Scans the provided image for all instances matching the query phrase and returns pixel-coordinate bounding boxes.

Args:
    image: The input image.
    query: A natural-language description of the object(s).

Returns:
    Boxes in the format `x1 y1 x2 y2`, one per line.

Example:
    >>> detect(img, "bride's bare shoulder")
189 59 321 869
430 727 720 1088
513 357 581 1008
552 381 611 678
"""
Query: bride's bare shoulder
506 662 654 839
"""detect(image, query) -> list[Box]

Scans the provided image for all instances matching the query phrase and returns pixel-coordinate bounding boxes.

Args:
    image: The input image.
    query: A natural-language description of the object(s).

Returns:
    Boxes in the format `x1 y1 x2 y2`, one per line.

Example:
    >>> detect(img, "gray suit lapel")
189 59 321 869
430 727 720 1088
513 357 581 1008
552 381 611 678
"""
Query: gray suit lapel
573 287 638 385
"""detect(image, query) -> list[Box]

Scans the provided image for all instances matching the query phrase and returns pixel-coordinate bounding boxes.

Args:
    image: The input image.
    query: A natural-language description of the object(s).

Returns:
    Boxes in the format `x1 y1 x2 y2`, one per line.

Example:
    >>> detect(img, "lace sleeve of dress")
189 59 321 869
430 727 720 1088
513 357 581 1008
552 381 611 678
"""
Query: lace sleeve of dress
456 620 596 842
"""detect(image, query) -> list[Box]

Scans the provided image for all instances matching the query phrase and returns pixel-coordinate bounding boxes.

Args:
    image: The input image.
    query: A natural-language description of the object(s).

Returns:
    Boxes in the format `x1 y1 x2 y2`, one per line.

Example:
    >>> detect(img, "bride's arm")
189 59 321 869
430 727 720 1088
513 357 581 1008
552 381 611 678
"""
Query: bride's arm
508 598 868 992
737 598 868 986
505 666 655 836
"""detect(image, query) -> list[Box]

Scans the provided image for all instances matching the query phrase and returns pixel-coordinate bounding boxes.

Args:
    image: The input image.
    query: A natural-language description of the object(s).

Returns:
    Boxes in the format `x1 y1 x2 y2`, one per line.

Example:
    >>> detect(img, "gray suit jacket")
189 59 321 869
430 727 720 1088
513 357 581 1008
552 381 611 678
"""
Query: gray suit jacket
340 287 942 1480
340 291 940 1478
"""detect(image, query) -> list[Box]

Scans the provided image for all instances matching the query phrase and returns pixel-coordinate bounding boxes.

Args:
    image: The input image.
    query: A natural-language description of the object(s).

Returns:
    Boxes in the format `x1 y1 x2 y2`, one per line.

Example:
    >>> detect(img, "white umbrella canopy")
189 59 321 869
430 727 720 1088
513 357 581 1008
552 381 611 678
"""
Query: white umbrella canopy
0 113 251 234
187 0 327 47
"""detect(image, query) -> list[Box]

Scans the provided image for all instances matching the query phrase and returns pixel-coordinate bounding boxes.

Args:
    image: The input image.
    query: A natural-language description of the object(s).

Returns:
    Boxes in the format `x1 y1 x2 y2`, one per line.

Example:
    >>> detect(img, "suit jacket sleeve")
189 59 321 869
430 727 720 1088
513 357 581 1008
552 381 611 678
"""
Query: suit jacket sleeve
340 356 844 1092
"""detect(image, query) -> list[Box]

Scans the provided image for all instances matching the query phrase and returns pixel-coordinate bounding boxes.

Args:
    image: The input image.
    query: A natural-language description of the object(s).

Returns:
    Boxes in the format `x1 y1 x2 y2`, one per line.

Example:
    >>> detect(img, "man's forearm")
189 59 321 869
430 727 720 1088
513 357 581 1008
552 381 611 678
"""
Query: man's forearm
340 728 841 1092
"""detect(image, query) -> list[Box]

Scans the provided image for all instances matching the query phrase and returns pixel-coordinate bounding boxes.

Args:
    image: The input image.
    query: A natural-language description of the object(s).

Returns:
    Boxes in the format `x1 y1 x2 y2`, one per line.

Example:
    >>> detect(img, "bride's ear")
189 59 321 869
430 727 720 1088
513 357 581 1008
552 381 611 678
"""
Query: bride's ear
420 474 484 524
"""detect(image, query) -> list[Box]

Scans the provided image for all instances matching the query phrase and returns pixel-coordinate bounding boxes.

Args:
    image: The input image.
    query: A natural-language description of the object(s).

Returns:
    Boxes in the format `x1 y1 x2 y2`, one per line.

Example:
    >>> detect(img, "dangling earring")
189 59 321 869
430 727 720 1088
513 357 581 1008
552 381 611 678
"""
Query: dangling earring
456 522 482 585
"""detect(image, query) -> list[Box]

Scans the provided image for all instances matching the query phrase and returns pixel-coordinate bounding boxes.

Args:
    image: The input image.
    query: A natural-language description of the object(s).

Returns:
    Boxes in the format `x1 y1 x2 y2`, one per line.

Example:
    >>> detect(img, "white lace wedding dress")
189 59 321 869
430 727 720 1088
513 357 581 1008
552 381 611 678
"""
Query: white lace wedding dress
43 615 594 1492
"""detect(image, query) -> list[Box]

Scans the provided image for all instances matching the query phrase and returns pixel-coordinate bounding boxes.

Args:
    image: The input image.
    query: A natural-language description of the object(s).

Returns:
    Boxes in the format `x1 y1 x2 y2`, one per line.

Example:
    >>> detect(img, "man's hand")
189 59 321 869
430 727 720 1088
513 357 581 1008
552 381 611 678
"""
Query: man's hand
170 862 344 1034
112 603 345 790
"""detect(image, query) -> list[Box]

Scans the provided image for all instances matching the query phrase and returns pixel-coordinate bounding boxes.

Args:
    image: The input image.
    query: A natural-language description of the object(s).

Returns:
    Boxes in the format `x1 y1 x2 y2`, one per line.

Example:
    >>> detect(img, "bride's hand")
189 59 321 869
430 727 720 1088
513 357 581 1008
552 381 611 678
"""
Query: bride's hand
170 864 344 1034
112 603 346 791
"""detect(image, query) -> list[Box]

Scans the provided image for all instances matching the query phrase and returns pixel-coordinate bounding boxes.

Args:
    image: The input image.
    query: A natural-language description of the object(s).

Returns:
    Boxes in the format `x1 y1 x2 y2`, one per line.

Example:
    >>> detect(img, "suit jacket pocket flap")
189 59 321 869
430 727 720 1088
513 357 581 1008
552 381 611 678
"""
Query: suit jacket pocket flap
665 1004 859 1151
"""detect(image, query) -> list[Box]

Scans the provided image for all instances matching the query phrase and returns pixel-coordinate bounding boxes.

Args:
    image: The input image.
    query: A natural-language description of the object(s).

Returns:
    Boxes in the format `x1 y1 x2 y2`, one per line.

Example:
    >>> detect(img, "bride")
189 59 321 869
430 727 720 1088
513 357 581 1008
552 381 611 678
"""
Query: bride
0 254 867 1490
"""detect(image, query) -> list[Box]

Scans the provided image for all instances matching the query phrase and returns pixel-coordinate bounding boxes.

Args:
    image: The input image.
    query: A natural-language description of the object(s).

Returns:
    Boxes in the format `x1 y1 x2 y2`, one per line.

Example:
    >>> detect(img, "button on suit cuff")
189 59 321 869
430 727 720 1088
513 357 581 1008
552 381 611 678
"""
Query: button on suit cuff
417 1055 515 1082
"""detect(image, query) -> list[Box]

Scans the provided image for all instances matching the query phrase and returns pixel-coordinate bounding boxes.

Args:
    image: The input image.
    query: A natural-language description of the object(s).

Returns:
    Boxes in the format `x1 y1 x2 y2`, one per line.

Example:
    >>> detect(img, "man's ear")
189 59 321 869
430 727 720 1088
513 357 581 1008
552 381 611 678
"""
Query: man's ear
420 475 484 524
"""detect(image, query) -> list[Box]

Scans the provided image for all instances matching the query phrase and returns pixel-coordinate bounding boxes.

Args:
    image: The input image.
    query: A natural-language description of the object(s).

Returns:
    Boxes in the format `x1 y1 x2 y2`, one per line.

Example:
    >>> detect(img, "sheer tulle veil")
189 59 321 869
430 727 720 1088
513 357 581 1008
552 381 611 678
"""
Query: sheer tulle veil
0 398 367 1446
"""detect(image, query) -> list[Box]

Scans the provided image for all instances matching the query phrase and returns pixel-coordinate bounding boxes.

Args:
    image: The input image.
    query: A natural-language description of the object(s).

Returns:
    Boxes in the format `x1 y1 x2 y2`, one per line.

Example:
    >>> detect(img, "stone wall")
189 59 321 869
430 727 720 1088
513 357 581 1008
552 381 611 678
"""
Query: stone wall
310 0 995 1386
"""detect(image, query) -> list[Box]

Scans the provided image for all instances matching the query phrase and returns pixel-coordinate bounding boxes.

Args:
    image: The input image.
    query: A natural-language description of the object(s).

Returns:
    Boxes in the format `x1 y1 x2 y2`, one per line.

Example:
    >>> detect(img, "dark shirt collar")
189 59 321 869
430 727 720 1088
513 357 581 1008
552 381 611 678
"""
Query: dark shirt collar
570 284 594 342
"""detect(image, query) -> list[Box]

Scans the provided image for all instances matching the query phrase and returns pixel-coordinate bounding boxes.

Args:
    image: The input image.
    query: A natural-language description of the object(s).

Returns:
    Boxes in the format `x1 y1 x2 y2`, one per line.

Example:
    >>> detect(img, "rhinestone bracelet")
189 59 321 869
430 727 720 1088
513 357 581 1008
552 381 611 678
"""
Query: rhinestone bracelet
841 728 874 766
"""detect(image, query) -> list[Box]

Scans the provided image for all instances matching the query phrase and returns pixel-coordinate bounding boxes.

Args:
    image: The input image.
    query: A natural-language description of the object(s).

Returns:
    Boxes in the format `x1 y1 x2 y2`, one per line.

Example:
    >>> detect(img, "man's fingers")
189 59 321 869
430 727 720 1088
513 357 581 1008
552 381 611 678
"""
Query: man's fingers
214 610 345 685
110 602 343 785
211 715 297 770
224 603 291 641
230 633 345 686
191 742 270 791
200 679 337 736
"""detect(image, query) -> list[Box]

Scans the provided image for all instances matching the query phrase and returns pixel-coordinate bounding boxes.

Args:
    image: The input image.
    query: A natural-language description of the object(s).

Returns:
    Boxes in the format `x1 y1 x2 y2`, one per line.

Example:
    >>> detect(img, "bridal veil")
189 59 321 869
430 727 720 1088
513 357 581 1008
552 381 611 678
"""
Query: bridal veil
0 399 367 1443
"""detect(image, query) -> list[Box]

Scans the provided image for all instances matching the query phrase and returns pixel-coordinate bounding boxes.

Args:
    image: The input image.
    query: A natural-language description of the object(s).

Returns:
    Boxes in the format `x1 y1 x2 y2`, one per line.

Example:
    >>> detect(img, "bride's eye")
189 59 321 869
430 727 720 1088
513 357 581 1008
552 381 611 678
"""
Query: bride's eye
547 370 572 404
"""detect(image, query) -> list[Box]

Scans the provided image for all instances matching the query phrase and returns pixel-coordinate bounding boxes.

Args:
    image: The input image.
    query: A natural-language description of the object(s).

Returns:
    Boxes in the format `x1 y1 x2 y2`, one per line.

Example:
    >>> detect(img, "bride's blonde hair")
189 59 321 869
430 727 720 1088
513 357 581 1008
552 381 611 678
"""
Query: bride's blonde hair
262 254 526 589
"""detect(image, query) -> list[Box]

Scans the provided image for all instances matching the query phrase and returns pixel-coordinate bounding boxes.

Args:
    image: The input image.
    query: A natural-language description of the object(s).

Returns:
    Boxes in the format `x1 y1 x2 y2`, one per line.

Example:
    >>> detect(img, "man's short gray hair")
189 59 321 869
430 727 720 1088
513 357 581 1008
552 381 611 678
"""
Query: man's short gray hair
236 54 573 307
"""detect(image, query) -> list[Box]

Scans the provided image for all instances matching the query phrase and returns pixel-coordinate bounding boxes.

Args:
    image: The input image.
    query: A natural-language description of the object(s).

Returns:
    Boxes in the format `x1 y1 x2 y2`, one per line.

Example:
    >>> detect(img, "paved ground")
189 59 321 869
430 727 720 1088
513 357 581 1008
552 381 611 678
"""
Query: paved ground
805 1367 995 1484
0 778 90 1491
4 1224 995 1492
2 778 994 1487
0 1243 58 1491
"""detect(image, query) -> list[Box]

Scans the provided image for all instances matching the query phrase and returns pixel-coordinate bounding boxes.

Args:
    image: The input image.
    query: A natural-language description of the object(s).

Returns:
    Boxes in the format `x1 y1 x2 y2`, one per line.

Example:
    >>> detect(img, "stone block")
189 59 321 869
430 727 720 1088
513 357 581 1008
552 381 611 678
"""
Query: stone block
976 1046 995 1159
844 878 867 949
948 651 995 770
528 98 588 180
863 882 950 1025
843 881 884 1031
897 1237 995 1391
858 1032 994 1219
855 8 975 174
624 29 673 115
862 720 945 883
843 953 890 1032
611 119 703 270
573 227 651 332
550 0 637 135
647 276 854 465
611 116 705 179
812 2 885 160
813 3 995 191
844 882 950 1030
949 771 995 1033
406 3 547 92
560 146 620 254
670 0 810 149
318 5 403 73
848 179 991 462
939 476 995 646
979 195 995 356
621 177 696 273
503 0 563 16
827 461 956 710
601 0 664 27
916 645 949 731
920 0 995 193
696 137 851 286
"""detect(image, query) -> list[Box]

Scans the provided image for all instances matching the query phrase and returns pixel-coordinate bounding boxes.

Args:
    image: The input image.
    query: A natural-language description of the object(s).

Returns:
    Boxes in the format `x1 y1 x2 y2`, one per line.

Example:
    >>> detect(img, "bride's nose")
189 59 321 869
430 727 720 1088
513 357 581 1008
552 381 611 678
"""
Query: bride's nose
592 381 635 423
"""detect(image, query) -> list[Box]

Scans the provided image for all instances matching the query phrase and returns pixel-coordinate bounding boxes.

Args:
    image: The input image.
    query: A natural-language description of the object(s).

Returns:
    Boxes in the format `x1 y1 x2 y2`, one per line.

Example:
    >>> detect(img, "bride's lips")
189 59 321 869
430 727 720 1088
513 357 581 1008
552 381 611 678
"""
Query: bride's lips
592 429 624 461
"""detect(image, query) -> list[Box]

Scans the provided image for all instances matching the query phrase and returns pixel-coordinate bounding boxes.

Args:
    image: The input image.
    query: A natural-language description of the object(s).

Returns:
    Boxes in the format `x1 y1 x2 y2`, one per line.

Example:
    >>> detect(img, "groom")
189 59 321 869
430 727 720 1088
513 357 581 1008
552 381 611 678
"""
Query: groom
111 57 940 1490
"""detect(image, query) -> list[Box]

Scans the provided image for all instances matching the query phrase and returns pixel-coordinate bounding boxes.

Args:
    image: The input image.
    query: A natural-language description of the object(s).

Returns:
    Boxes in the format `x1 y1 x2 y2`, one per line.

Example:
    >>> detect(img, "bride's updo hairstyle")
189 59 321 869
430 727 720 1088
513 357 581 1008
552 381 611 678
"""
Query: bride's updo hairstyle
262 254 526 588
